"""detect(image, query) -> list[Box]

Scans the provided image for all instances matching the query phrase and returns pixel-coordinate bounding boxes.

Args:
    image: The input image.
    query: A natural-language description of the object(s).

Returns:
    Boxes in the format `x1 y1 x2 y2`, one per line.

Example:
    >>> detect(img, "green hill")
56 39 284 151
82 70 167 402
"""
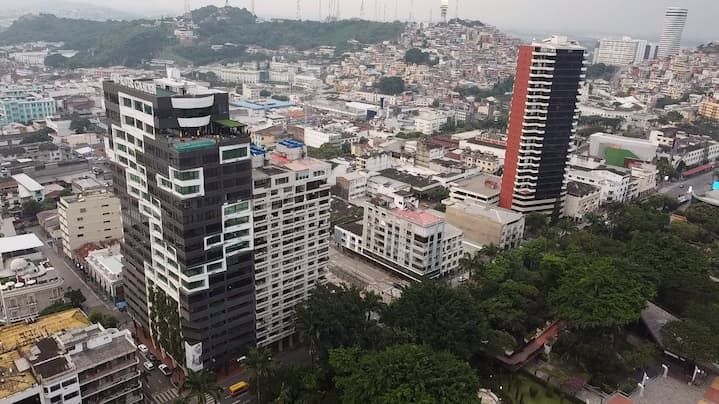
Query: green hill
0 7 405 68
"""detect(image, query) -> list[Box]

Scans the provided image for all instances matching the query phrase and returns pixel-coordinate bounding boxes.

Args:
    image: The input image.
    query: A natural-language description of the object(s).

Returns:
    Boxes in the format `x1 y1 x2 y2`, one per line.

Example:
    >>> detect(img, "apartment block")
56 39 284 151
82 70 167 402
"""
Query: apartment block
444 200 525 250
252 141 331 347
564 181 601 220
58 191 123 260
448 173 502 205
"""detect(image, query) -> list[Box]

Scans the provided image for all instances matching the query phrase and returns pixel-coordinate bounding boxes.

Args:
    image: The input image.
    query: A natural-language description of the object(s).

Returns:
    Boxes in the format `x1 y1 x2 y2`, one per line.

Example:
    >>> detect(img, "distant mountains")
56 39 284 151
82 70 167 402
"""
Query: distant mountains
0 6 405 68
0 0 141 24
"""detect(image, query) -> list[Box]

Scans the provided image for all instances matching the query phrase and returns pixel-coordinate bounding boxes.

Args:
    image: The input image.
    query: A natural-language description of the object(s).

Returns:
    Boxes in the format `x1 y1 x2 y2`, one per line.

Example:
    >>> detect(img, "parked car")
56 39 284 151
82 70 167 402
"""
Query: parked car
137 344 149 354
143 361 154 371
158 364 172 376
147 352 157 363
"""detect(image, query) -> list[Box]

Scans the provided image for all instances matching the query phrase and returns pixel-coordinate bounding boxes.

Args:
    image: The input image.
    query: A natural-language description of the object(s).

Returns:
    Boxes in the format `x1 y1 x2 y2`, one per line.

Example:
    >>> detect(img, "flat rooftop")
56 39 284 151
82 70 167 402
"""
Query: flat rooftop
391 208 443 226
70 333 134 372
447 200 523 225
567 181 599 197
11 173 42 192
379 169 439 190
451 174 502 198
0 234 43 255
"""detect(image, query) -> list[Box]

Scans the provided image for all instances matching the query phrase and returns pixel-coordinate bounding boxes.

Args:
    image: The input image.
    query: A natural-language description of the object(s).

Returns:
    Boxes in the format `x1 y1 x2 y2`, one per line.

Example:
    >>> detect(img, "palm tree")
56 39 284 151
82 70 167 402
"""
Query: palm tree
179 370 221 404
246 347 274 404
295 307 321 363
273 382 293 404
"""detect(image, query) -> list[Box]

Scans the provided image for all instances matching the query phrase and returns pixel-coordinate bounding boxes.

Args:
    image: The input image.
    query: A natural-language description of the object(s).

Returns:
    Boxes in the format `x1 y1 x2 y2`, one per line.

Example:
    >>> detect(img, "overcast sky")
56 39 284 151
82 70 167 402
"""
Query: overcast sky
81 0 718 41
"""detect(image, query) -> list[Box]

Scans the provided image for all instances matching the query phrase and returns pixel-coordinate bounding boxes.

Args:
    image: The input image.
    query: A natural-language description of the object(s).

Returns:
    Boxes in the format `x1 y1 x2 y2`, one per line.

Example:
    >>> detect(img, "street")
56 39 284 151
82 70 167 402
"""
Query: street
657 170 715 200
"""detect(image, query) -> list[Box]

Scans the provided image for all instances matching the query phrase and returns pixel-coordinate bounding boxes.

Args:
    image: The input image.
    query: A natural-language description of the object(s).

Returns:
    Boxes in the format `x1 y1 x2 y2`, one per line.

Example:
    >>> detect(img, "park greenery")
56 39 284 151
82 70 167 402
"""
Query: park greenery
374 76 406 95
586 63 618 81
404 48 436 65
270 197 719 402
0 8 404 68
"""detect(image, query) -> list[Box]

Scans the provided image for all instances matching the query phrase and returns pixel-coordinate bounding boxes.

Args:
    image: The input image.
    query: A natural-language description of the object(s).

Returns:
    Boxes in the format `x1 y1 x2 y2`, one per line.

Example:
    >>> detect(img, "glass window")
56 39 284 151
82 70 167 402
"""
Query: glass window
134 100 143 111
224 201 249 215
221 146 248 161
174 170 200 181
175 185 200 195
224 216 249 227
143 104 153 115
122 97 132 107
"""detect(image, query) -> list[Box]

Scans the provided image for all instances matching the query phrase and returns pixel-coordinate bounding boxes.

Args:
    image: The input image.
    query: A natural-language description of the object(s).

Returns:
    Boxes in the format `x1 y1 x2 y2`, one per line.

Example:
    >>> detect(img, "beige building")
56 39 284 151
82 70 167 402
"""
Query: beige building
444 200 525 250
699 99 719 121
448 173 502 205
460 151 500 174
564 181 601 221
58 190 123 259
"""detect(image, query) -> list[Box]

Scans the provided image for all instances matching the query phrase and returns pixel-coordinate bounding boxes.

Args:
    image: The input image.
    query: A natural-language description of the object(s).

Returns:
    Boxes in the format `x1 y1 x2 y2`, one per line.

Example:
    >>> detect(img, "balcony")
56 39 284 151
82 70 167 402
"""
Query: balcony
80 357 139 386
82 370 141 399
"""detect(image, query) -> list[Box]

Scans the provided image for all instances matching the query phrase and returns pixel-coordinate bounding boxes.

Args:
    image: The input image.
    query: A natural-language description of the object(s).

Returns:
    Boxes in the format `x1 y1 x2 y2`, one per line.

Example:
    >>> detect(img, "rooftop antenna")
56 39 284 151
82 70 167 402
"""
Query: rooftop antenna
360 0 365 19
455 0 459 19
296 0 301 20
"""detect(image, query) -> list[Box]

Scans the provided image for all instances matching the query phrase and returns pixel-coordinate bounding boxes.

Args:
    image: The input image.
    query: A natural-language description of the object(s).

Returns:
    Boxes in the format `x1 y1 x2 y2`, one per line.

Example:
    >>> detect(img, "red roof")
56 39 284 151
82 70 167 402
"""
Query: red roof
606 395 633 404
683 163 715 177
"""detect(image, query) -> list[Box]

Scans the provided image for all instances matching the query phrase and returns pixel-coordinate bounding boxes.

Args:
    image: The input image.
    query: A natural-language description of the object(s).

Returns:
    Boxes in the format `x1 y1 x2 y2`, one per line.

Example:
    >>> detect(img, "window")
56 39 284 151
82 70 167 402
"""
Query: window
174 170 200 181
124 116 135 126
144 104 153 115
134 100 143 111
224 216 249 227
50 395 62 403
64 391 79 401
61 379 76 388
144 123 154 135
221 146 248 161
77 217 84 222
160 178 172 188
226 240 250 254
78 226 84 230
206 235 221 245
79 208 86 213
175 185 200 195
275 177 289 185
224 201 249 215
77 234 84 238
122 97 132 107
225 229 249 240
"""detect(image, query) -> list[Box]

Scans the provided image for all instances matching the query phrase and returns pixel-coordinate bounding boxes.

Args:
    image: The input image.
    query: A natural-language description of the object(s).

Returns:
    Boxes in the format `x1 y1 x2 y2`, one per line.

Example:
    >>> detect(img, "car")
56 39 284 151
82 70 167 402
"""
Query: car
137 344 149 354
679 184 685 188
143 361 154 371
158 364 172 376
146 352 157 362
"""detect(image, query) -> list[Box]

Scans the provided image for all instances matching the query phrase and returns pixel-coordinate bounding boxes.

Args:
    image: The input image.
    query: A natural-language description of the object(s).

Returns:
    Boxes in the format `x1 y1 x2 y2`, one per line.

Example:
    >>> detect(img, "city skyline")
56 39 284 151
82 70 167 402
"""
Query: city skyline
63 0 718 41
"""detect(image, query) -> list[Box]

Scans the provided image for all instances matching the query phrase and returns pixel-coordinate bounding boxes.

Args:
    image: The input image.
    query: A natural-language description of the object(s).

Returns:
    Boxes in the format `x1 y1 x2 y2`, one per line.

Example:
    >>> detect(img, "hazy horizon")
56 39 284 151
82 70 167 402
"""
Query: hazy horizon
1 0 717 42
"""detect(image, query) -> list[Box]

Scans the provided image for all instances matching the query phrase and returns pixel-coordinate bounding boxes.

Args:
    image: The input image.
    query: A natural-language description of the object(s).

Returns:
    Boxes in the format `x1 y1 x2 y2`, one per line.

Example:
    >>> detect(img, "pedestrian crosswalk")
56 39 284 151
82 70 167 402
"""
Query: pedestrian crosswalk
153 389 218 404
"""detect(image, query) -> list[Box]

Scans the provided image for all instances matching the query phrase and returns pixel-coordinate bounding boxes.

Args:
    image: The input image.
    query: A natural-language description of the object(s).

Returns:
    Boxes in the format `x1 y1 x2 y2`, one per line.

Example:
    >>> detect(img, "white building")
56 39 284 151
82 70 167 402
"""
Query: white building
658 7 688 58
210 66 262 84
595 37 645 66
9 51 48 66
86 246 123 301
12 173 44 202
336 171 369 201
335 195 463 280
448 173 502 205
564 181 601 220
252 143 331 348
567 165 633 204
589 132 658 162
414 110 449 135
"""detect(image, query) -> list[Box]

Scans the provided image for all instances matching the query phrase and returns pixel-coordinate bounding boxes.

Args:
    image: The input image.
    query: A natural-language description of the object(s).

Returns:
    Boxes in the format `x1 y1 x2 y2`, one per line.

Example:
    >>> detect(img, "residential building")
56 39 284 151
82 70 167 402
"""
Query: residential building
103 70 256 371
459 151 500 173
252 142 331 348
58 191 123 260
595 37 645 66
415 139 444 168
658 7 688 58
444 199 525 250
0 309 91 404
699 99 719 121
12 173 44 202
335 171 369 201
564 181 601 220
413 110 448 135
499 36 586 215
209 66 262 84
0 234 64 323
334 194 463 281
630 162 659 199
567 165 632 204
86 246 124 302
0 88 57 125
356 152 392 172
448 173 502 205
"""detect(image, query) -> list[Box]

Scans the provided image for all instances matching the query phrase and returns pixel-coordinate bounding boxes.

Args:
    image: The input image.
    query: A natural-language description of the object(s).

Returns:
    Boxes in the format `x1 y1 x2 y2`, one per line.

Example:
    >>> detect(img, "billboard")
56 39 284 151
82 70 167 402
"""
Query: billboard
185 341 203 371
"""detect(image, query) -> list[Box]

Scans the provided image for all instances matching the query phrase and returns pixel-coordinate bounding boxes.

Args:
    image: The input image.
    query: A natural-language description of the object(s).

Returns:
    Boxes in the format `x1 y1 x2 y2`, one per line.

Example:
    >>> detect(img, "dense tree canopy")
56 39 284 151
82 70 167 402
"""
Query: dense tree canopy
586 63 618 81
330 345 482 404
404 48 435 65
374 76 405 95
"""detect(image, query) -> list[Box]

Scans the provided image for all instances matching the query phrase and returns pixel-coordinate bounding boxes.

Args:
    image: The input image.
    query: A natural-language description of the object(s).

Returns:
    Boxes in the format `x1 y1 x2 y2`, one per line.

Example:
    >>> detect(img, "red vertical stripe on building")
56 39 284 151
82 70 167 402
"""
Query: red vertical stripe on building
499 45 533 210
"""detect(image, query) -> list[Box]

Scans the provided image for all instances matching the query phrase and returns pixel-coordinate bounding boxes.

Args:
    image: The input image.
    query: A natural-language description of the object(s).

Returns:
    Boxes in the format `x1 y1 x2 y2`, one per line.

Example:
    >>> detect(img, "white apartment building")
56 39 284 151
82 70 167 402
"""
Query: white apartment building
567 166 632 204
58 190 123 259
564 181 601 220
336 171 369 201
335 195 463 280
252 142 331 348
86 246 123 301
594 37 649 66
209 66 262 84
356 152 392 172
630 163 658 199
12 173 44 202
414 110 449 135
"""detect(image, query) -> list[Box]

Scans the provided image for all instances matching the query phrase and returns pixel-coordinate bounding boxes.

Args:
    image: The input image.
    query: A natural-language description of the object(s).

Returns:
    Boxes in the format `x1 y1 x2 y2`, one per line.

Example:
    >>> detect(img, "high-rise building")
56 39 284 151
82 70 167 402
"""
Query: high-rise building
103 69 256 371
251 140 331 347
440 0 448 22
658 7 688 58
58 190 123 259
499 36 586 215
594 37 650 66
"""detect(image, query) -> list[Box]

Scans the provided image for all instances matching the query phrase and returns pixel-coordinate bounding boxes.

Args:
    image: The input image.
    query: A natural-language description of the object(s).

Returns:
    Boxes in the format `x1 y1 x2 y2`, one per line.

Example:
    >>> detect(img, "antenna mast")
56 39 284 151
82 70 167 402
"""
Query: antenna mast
296 0 301 20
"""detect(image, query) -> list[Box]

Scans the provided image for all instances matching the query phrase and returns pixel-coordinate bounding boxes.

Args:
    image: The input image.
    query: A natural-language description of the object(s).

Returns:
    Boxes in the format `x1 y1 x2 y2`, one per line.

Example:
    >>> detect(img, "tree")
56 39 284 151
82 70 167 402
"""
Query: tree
586 63 618 81
20 130 52 144
69 113 91 134
524 213 548 235
22 200 42 218
246 347 274 404
621 342 659 370
666 111 684 122
180 370 222 404
383 282 512 358
662 319 719 363
44 53 68 68
329 344 483 404
64 288 86 308
404 48 433 65
271 95 289 102
260 89 272 97
549 258 649 329
374 76 405 95
39 303 74 316
89 310 119 329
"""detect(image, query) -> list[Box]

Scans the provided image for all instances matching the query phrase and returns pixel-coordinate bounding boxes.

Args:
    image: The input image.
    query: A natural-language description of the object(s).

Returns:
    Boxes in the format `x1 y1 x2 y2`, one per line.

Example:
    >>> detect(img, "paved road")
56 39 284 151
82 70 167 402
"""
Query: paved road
657 170 715 200
328 245 409 302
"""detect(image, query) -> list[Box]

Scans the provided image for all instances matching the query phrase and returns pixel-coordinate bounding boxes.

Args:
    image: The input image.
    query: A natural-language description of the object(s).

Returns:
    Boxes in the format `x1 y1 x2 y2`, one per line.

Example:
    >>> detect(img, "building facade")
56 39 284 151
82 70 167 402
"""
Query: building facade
499 36 586 215
58 191 123 259
252 142 331 348
444 200 525 250
595 37 642 66
103 70 256 371
0 87 57 125
658 7 688 58
699 99 719 121
86 246 124 302
563 181 601 220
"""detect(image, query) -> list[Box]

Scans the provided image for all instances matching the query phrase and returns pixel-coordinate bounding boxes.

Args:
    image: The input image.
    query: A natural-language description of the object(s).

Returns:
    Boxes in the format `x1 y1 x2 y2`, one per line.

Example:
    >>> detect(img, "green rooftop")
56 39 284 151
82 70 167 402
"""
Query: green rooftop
216 119 247 128
604 148 638 167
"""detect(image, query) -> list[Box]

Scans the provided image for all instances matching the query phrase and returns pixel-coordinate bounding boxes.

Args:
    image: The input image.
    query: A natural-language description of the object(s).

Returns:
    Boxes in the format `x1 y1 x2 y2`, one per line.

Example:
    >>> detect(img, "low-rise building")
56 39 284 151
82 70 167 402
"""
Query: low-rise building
335 171 369 201
589 133 658 163
444 200 524 250
564 181 601 220
86 246 123 302
448 173 502 205
459 150 500 173
58 190 123 260
698 99 719 121
12 173 44 202
413 110 449 135
567 165 633 204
